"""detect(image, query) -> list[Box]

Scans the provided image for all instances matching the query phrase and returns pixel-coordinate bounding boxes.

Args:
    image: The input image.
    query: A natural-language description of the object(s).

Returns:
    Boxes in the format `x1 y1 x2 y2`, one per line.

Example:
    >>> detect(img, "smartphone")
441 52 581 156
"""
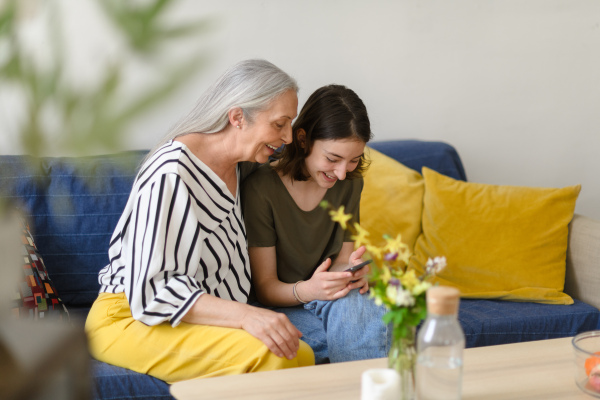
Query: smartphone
344 259 373 273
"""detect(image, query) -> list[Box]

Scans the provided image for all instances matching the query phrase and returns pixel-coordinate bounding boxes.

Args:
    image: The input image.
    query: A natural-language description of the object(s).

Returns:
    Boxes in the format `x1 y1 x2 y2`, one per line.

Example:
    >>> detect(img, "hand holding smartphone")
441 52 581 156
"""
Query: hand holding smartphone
344 259 373 273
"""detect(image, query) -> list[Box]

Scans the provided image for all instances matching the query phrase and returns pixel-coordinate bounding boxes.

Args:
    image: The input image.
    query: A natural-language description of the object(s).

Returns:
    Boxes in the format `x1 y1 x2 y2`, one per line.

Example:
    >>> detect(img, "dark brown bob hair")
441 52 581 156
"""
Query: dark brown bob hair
274 84 373 181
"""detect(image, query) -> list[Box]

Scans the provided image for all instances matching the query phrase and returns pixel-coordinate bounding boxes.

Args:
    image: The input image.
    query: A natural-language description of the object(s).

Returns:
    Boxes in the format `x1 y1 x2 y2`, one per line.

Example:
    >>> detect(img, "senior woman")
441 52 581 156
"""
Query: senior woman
85 59 314 383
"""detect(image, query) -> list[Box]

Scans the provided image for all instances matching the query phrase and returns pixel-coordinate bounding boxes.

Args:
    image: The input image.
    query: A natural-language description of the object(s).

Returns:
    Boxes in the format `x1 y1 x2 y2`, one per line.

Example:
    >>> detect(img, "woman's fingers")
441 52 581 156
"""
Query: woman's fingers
241 307 301 359
349 245 367 264
314 258 332 272
348 277 368 291
323 272 353 282
359 281 370 294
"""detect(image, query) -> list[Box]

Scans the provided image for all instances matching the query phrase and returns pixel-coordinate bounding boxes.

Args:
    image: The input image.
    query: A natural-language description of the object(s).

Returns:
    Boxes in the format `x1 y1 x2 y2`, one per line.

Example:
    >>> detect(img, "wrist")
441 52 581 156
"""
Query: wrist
293 280 309 304
235 302 253 329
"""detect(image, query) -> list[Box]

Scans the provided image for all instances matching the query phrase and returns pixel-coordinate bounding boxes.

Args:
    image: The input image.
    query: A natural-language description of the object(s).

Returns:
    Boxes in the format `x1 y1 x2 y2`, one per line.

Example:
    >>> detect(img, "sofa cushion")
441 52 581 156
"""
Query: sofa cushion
0 151 146 307
458 298 600 348
369 140 467 181
91 360 172 400
410 167 581 305
361 147 424 253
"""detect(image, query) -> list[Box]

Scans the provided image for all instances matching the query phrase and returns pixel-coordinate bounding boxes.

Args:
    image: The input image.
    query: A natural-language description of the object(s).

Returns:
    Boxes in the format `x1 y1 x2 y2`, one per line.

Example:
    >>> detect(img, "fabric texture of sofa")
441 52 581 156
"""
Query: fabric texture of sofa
1 139 599 400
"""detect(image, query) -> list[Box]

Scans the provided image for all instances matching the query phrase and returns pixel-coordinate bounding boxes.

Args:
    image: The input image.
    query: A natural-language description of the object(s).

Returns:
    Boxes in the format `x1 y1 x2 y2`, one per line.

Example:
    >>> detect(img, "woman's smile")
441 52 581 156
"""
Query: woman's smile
322 171 337 182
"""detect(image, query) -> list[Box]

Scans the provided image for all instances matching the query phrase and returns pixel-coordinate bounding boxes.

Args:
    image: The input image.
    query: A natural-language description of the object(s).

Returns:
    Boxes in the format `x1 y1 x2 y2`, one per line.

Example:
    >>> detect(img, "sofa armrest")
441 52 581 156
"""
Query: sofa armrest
564 213 600 311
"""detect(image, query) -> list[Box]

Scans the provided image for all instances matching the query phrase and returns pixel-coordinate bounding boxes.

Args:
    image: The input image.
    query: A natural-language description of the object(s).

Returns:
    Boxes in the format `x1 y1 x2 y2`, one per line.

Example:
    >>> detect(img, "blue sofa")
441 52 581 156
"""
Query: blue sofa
1 140 598 400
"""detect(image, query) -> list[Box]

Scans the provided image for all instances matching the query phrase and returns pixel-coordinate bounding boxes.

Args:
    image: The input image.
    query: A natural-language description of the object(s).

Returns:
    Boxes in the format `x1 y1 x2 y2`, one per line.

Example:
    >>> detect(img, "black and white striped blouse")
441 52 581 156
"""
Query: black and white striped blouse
98 141 251 327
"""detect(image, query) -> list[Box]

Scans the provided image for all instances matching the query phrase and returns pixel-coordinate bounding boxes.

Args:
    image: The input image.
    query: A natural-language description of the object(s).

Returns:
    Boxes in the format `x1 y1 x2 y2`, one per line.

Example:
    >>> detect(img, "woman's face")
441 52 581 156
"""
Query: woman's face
303 138 366 189
245 90 298 163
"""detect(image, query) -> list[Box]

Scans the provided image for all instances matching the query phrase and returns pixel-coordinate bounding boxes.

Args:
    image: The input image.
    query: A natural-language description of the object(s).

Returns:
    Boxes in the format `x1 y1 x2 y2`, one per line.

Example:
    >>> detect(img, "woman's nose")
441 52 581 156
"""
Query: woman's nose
282 124 293 144
335 165 347 180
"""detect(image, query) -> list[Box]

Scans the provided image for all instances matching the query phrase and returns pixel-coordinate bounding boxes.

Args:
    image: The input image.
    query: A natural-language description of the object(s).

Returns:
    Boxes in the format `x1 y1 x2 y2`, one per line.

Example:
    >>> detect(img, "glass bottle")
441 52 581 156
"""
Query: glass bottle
416 286 465 400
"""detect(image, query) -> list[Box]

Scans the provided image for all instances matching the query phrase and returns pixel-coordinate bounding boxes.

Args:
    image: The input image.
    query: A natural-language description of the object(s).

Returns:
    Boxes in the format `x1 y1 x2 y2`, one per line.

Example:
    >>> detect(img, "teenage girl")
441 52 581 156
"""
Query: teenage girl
242 85 390 363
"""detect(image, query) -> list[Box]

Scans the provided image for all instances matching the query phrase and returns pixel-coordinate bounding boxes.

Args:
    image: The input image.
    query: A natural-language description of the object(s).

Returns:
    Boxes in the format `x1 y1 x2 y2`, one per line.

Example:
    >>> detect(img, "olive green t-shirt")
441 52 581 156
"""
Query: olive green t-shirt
242 164 363 283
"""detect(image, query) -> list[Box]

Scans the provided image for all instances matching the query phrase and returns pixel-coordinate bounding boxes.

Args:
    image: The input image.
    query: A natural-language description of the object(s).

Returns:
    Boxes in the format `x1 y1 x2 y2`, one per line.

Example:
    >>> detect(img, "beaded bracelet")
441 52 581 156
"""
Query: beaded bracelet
293 280 308 304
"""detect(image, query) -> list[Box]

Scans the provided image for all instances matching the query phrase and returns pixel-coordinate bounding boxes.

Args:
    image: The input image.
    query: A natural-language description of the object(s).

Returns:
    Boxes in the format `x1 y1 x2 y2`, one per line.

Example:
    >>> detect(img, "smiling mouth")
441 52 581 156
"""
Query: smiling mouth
323 172 336 181
266 144 278 150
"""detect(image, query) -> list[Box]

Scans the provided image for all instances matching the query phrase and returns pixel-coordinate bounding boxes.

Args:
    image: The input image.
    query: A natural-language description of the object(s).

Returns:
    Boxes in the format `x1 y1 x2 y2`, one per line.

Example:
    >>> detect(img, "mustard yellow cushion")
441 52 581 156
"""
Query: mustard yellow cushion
361 147 424 253
408 167 581 305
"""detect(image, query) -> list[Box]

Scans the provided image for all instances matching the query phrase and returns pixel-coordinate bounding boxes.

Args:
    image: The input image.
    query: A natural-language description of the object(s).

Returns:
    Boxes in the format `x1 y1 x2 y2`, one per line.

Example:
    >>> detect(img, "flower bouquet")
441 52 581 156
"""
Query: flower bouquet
322 201 446 399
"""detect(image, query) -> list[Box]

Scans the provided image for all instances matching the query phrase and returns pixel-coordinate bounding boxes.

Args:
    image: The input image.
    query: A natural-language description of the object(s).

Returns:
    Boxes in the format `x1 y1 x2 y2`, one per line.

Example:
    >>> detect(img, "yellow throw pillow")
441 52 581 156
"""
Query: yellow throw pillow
408 167 581 305
361 147 424 254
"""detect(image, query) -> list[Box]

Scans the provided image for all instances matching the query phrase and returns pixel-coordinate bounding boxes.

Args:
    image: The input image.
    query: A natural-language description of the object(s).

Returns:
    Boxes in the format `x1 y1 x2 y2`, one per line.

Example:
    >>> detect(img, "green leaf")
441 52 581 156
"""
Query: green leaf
0 0 18 36
382 311 395 325
158 20 211 40
3 0 212 158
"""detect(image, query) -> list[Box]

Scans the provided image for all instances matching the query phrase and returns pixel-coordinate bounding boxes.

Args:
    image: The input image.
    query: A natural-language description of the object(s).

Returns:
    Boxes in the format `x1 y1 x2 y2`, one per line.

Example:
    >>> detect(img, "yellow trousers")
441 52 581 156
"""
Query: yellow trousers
85 292 314 383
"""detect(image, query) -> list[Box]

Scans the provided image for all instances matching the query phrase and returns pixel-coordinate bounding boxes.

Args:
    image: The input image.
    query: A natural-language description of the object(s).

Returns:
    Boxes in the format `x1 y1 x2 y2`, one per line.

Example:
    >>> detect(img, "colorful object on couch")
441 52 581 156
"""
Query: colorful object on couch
409 167 581 305
13 217 70 321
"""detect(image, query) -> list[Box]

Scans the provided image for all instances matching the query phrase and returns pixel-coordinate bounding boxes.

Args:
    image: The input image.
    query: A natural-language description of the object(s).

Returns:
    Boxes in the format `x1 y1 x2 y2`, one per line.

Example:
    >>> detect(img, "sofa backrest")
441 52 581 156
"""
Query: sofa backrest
0 140 466 308
0 151 146 306
369 140 467 181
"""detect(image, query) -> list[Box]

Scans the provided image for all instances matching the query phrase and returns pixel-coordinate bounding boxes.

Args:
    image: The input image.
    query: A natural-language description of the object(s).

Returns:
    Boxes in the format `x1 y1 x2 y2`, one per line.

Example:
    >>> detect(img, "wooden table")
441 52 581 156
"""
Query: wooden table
170 337 590 400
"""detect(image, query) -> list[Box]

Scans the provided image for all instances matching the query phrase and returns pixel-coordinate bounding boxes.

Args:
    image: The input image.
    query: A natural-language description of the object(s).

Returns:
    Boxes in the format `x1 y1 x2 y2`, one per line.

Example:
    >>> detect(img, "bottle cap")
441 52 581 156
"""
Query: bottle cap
426 286 460 315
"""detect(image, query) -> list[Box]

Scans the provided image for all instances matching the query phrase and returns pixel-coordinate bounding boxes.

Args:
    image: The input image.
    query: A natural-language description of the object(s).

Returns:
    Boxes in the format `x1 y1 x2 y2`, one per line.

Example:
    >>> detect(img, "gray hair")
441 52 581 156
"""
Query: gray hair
148 59 298 158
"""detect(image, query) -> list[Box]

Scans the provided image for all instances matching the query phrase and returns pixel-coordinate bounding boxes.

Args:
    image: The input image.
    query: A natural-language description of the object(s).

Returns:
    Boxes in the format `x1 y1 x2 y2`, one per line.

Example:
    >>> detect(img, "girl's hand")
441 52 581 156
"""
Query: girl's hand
347 246 370 294
299 258 354 301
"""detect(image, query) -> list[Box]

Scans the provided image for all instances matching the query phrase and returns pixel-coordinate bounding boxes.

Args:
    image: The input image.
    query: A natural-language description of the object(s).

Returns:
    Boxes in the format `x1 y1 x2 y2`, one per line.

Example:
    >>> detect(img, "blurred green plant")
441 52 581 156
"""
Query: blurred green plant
0 0 210 157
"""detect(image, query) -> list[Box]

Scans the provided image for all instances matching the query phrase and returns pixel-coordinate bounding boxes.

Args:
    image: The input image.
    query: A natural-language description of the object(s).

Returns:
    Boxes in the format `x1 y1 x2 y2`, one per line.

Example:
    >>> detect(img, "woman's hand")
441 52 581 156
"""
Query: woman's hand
299 258 355 301
181 294 301 359
240 306 302 360
346 246 370 294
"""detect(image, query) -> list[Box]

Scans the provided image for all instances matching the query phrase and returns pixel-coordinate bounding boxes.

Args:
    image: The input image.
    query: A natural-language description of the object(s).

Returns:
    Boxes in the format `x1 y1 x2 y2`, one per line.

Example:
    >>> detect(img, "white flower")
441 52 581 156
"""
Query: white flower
395 288 415 307
426 256 447 275
386 286 398 304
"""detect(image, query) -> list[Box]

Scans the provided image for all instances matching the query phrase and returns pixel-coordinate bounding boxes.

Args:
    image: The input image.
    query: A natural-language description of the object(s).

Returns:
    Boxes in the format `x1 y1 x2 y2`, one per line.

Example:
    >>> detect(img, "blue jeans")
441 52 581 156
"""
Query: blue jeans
271 289 391 364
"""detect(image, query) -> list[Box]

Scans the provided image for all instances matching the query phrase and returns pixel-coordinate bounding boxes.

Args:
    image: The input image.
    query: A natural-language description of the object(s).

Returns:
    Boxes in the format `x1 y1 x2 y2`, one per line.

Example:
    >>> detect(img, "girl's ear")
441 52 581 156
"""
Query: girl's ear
228 107 244 128
297 129 307 149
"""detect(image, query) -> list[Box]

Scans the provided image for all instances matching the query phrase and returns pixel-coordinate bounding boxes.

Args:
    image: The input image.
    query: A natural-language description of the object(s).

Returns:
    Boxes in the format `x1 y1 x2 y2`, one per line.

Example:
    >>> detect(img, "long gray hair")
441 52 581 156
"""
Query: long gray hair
147 59 298 159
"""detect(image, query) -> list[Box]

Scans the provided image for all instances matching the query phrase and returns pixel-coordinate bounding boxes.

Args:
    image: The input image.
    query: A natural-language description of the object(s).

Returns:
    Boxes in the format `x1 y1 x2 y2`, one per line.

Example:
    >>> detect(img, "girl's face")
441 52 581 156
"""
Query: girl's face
303 138 366 189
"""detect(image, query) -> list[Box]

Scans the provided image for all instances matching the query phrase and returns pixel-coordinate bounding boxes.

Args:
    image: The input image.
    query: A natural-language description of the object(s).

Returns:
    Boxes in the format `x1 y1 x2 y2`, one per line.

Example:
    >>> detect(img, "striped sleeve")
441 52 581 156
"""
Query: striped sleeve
123 172 204 327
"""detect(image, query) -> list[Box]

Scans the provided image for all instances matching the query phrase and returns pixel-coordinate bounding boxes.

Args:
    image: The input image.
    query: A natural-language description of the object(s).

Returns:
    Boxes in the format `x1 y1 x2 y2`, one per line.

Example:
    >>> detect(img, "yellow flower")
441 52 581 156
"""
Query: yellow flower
376 263 392 284
371 293 383 307
400 269 419 291
329 206 352 230
384 234 411 266
412 281 431 296
399 250 411 266
351 222 370 247
384 234 407 254
366 244 384 260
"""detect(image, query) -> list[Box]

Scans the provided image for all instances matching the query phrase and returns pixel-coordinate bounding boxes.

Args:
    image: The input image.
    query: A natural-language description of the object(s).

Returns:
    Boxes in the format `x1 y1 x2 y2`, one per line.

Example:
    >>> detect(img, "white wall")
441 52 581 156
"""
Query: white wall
1 0 599 220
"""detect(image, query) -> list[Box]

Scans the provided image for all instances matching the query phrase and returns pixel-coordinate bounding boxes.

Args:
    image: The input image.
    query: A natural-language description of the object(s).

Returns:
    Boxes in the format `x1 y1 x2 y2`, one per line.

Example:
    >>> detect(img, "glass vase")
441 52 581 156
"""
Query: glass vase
388 326 416 400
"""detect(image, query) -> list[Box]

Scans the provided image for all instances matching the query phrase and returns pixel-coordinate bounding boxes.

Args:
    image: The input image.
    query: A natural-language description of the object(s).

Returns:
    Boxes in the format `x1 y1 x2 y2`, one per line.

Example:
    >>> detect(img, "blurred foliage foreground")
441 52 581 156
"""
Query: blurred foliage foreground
0 0 210 157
